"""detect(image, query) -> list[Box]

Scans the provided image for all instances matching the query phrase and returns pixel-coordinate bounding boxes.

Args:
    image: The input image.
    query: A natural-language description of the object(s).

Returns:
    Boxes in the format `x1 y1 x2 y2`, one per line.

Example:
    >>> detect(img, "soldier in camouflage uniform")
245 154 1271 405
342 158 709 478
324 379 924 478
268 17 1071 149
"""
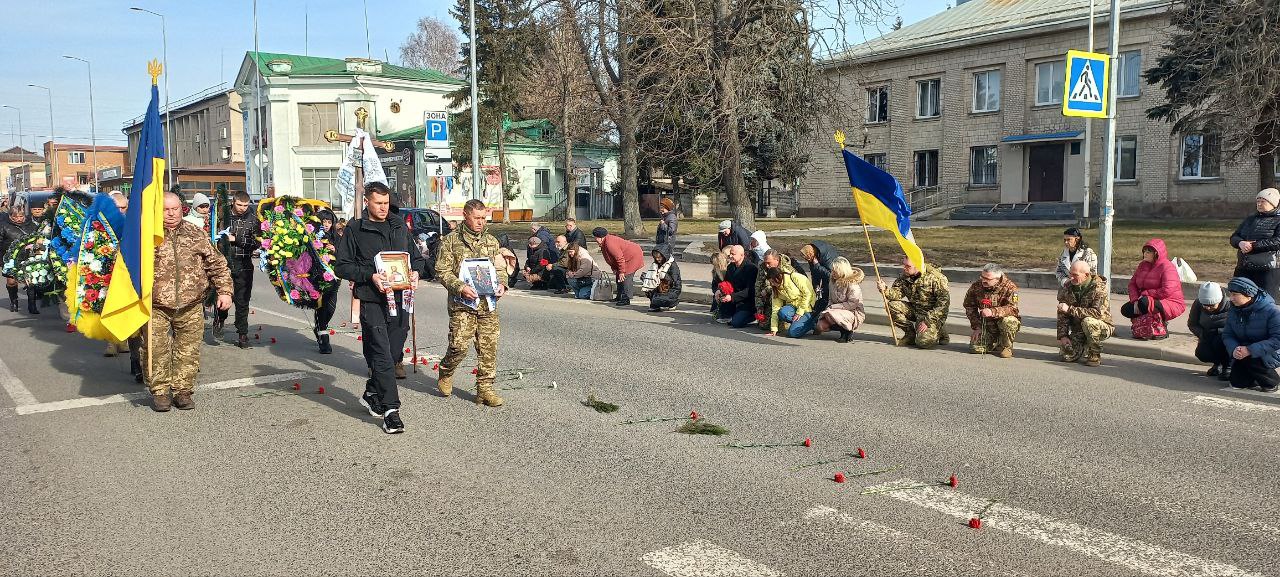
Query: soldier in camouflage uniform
1057 260 1114 366
877 257 950 349
141 193 233 412
435 199 509 407
962 263 1022 357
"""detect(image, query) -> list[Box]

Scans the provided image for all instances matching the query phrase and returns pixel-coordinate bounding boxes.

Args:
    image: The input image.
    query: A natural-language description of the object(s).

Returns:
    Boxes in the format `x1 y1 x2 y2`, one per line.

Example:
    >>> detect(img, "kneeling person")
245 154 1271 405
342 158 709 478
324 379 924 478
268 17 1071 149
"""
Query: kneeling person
878 256 950 349
963 263 1022 358
643 244 681 311
1056 261 1114 366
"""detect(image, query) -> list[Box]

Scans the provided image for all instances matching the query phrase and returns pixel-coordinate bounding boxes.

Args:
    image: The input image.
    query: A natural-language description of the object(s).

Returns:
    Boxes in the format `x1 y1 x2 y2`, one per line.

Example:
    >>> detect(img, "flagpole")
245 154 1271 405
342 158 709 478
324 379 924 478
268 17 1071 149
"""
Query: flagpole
836 131 898 344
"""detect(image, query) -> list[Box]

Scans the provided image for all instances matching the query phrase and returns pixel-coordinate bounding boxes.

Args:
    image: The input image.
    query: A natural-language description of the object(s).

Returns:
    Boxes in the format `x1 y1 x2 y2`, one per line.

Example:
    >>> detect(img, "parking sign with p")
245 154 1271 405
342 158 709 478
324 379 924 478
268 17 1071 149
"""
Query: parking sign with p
424 111 450 149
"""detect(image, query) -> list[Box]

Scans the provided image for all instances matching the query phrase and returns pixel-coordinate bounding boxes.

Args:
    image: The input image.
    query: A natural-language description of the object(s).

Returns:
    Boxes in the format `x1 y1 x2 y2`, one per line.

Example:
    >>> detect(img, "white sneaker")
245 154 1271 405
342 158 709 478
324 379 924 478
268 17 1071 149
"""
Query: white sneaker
714 317 730 324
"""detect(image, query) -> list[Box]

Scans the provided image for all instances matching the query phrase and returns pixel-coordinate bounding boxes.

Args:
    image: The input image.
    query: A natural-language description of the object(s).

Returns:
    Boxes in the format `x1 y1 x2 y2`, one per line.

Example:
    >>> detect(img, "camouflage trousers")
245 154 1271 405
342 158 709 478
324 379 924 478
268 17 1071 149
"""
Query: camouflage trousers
970 316 1021 354
887 301 949 349
140 302 204 395
1060 317 1113 362
439 309 501 388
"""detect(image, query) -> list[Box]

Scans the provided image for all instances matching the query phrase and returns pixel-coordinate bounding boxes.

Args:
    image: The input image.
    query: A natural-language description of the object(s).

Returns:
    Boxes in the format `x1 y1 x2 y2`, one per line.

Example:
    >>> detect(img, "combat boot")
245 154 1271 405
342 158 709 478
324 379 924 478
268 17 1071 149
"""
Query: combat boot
151 393 172 412
173 391 196 410
475 384 504 407
1083 350 1101 367
995 347 1013 359
436 374 453 397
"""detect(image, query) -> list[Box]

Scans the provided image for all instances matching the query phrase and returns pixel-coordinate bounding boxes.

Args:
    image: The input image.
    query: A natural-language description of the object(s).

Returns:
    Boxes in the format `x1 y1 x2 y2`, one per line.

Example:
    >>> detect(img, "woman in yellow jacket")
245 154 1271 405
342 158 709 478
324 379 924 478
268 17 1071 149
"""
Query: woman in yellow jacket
766 267 816 338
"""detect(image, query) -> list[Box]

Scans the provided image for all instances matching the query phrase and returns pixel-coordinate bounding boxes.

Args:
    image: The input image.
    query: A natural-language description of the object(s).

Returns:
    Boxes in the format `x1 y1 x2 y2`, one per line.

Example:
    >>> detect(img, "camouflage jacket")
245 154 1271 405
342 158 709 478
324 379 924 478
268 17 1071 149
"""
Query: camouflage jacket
883 264 950 327
436 224 509 313
154 220 233 310
1056 274 1114 338
962 276 1021 330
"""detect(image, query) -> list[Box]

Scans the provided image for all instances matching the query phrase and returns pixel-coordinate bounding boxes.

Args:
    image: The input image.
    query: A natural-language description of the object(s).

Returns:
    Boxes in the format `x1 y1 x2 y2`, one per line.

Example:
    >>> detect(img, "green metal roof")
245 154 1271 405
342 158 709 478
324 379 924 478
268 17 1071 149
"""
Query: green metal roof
378 125 427 141
249 51 465 86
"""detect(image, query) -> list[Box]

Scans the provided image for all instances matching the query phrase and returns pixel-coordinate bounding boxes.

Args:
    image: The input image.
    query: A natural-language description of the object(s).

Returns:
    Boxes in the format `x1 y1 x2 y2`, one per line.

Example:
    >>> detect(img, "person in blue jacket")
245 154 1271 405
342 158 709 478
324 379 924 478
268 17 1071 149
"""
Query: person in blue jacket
1223 277 1280 392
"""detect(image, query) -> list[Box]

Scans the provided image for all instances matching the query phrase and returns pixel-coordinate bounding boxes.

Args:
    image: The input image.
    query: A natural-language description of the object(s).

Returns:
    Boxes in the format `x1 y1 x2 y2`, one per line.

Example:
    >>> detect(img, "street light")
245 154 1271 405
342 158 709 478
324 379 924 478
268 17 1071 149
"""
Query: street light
27 84 54 167
62 54 99 190
1 106 24 190
129 7 173 188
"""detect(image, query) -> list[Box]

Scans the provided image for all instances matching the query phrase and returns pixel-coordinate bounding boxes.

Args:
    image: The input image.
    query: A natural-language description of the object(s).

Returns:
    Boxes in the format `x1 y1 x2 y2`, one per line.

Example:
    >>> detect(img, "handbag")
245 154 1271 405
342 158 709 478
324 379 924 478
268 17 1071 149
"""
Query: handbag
590 270 616 301
1171 257 1197 283
1240 250 1278 271
1131 310 1168 340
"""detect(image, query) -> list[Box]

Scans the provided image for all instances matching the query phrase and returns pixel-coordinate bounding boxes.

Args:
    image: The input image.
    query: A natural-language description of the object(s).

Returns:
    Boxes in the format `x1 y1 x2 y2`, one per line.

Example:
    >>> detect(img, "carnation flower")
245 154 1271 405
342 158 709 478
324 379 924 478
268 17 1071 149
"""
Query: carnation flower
322 272 335 281
274 205 286 213
289 290 300 299
260 221 271 231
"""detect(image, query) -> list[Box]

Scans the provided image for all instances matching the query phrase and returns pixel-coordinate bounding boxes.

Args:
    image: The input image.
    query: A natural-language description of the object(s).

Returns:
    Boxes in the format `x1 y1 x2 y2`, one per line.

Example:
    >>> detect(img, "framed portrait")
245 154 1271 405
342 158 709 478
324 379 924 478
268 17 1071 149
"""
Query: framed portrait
374 251 413 291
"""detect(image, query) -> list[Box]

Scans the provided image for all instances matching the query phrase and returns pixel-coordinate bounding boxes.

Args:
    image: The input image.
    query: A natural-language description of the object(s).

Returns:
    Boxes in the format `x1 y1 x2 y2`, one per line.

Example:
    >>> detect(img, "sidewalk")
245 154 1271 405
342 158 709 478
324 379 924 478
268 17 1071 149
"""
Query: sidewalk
659 259 1199 365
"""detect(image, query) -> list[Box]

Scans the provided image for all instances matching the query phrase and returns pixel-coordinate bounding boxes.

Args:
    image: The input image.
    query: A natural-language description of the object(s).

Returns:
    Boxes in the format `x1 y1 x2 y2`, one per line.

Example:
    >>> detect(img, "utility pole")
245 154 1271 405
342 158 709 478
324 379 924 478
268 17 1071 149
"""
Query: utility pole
253 0 267 198
1081 0 1094 221
27 84 54 190
1097 0 1121 279
469 0 481 200
130 8 172 188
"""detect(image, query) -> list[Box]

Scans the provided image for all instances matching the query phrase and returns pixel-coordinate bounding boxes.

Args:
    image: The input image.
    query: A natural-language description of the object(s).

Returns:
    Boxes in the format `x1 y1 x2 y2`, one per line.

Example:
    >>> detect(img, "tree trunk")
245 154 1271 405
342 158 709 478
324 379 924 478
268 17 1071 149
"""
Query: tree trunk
498 127 511 223
563 93 575 221
618 108 642 237
1261 152 1277 190
712 0 755 230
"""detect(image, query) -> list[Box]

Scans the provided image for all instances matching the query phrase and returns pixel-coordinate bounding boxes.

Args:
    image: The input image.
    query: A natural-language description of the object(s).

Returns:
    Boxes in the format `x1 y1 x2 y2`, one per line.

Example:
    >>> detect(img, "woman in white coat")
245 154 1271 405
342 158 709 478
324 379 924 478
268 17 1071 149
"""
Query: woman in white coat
1055 227 1098 287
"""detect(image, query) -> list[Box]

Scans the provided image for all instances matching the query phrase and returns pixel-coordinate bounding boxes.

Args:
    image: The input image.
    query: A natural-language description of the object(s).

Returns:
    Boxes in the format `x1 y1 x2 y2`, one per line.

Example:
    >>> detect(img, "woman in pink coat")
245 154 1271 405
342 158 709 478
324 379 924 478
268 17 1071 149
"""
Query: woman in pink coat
1123 238 1186 338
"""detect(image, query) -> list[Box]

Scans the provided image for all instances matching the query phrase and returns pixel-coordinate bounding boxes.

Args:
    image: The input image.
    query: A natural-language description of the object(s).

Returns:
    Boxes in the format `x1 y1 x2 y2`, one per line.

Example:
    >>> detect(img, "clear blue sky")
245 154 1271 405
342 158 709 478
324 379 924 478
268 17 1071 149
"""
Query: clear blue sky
0 0 947 154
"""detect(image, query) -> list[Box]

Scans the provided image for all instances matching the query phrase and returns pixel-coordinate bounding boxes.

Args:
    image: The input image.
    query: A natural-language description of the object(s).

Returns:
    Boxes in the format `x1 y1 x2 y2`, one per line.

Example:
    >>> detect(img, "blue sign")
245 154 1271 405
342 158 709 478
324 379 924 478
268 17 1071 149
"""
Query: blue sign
424 111 449 149
1063 50 1109 119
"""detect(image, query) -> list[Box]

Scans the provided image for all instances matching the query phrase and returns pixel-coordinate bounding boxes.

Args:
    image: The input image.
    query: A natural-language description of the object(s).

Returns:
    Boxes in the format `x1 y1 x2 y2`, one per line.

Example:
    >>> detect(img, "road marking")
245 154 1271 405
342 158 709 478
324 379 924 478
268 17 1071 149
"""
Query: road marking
14 371 310 416
641 540 780 577
1188 395 1280 413
863 478 1262 577
0 356 38 406
804 505 924 542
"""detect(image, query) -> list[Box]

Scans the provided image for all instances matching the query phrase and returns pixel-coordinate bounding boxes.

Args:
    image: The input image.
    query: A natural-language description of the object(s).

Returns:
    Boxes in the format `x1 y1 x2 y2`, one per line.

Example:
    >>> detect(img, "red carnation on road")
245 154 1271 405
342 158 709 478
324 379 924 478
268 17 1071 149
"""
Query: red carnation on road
803 438 812 447
833 472 846 483
856 447 867 459
690 410 700 420
968 517 982 529
948 474 959 488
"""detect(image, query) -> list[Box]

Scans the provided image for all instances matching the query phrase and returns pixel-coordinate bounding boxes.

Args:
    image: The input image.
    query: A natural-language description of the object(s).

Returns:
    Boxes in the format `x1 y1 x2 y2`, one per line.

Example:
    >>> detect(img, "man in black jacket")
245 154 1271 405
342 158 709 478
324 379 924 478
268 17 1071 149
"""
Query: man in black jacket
717 220 753 253
716 245 758 328
335 182 424 434
0 206 38 313
215 191 261 347
564 218 586 250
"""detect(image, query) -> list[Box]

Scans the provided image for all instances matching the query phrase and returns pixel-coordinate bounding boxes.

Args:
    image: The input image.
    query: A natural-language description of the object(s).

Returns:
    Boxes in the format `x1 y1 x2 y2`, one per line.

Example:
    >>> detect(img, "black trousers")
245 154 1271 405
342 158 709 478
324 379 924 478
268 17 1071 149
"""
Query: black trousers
360 295 410 410
1121 295 1166 319
547 267 568 291
650 292 679 309
1232 267 1280 302
314 285 340 333
1194 330 1230 365
217 263 254 334
1229 356 1280 390
614 273 634 303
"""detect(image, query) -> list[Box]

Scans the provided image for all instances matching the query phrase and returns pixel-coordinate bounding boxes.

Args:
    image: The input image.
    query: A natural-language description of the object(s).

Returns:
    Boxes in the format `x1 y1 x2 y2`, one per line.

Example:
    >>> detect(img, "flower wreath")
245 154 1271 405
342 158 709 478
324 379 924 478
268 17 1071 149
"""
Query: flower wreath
3 235 66 297
257 196 338 309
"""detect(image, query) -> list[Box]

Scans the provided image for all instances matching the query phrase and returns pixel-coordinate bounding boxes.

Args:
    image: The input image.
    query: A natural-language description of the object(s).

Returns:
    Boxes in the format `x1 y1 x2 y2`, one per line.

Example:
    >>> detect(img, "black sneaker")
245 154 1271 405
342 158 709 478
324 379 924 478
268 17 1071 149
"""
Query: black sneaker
359 389 384 417
382 409 405 434
317 333 332 354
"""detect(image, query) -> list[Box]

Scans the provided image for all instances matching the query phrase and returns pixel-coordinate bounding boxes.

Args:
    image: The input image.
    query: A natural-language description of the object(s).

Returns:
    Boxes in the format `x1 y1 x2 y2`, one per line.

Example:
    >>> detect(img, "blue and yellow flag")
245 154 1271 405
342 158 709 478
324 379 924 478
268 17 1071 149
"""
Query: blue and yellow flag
839 139 925 273
100 62 166 341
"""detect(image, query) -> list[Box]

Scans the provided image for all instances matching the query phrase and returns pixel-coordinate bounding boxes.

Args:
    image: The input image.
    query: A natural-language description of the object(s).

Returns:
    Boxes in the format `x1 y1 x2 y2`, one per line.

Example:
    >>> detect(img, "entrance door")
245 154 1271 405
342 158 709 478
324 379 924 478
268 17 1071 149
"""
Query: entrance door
1028 143 1065 202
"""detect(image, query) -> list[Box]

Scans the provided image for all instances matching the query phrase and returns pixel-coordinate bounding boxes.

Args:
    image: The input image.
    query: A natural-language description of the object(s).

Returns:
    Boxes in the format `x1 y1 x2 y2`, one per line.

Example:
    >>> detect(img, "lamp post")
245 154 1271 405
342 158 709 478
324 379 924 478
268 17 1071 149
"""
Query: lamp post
1 106 23 190
130 7 173 188
26 83 54 186
62 55 99 190
469 0 481 200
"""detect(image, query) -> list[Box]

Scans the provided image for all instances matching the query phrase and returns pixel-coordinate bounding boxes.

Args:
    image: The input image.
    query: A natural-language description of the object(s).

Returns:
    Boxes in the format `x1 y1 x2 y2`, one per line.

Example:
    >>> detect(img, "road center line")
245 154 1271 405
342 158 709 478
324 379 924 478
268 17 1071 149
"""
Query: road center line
641 540 780 577
14 371 310 416
1187 395 1280 413
863 478 1262 577
0 356 38 407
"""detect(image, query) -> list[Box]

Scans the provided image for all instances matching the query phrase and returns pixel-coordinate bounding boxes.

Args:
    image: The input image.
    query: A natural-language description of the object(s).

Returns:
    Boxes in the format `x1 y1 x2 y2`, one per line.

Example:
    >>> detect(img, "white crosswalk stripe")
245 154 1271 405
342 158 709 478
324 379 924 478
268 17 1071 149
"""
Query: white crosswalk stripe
642 540 781 577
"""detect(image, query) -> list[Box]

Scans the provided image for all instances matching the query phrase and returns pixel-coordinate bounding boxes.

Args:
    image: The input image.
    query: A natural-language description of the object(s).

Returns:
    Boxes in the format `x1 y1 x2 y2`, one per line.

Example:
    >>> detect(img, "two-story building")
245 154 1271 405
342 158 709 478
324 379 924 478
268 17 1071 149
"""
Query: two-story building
41 142 129 191
123 84 245 199
799 0 1262 218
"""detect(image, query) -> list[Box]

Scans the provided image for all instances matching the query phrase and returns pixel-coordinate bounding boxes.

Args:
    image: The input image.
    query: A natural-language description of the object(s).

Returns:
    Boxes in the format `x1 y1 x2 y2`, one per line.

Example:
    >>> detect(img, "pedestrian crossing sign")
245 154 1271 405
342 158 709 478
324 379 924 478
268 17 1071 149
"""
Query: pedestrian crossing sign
1063 50 1109 118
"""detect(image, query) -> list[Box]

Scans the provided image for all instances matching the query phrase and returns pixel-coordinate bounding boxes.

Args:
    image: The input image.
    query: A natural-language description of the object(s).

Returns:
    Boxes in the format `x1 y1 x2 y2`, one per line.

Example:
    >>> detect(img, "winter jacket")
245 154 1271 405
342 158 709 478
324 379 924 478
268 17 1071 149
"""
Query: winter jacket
749 230 771 262
153 220 232 310
820 268 866 332
770 271 816 332
1127 238 1186 321
1055 246 1098 286
436 224 508 314
598 234 646 276
334 215 425 303
656 211 678 245
883 263 950 327
1056 274 1114 339
0 217 37 262
1187 300 1228 339
224 209 261 265
644 244 681 298
963 276 1021 330
806 240 840 308
565 250 596 279
1224 291 1280 369
725 260 758 309
525 245 553 273
756 253 800 313
565 227 587 251
1230 209 1280 271
718 223 753 252
528 226 559 263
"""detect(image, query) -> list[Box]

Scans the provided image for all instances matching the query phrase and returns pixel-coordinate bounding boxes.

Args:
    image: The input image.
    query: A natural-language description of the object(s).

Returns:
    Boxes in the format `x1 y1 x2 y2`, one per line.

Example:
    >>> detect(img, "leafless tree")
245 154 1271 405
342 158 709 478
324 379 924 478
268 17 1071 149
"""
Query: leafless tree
400 16 462 76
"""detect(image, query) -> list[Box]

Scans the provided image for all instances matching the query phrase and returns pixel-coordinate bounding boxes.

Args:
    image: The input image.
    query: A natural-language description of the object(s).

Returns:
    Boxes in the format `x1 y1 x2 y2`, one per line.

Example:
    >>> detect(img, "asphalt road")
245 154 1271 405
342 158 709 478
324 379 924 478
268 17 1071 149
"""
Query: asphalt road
0 272 1277 577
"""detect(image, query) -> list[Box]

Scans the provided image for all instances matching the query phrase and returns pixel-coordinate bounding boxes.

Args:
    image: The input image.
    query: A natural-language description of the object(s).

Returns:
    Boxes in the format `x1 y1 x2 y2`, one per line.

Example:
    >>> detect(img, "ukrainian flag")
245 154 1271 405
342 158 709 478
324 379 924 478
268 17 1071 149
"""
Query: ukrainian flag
841 148 926 273
100 63 166 342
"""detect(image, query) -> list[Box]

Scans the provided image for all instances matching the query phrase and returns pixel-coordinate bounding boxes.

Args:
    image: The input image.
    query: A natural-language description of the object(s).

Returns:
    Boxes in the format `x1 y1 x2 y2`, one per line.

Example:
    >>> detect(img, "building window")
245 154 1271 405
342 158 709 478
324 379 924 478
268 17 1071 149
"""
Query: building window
1117 50 1142 98
973 70 1001 113
297 103 339 147
863 153 887 172
913 150 939 188
302 168 342 210
534 168 551 196
1181 134 1221 178
221 147 232 160
970 146 998 185
867 86 889 123
916 79 940 118
77 173 90 184
219 127 229 139
68 151 85 164
1035 61 1066 106
1116 136 1137 181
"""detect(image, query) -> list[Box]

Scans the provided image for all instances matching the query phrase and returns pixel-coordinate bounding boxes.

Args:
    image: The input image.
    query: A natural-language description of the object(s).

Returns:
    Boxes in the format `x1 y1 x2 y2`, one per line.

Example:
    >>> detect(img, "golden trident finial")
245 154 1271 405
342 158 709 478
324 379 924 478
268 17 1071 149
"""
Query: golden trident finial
148 59 163 86
834 130 847 149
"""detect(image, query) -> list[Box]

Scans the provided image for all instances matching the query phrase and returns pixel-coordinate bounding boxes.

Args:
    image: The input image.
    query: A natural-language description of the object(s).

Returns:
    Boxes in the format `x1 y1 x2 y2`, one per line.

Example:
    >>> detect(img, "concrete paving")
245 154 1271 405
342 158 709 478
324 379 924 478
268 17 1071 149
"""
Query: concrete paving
0 270 1275 577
